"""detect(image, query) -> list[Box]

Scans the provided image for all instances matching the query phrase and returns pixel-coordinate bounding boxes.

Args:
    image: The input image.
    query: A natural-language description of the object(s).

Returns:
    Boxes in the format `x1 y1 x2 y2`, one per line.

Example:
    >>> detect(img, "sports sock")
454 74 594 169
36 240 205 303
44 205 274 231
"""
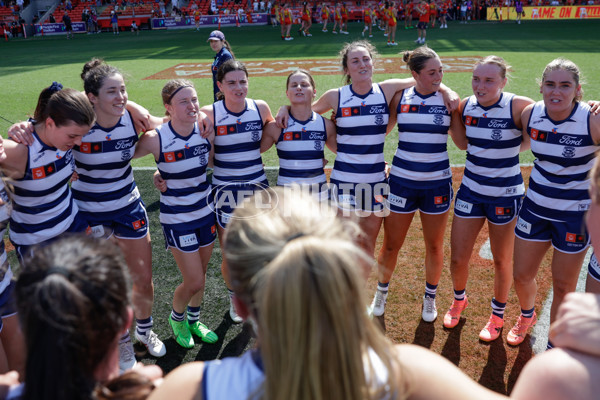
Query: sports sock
491 298 506 319
453 288 466 301
520 307 535 318
424 281 438 299
120 331 131 344
187 306 201 325
377 282 389 293
170 309 185 322
136 316 153 337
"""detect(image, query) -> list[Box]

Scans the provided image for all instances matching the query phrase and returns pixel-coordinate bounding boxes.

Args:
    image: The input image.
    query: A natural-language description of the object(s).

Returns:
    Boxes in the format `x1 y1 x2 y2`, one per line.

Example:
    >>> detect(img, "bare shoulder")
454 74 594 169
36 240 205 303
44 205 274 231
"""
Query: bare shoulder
255 99 273 113
1 141 28 179
200 105 215 120
511 348 600 400
513 95 535 109
148 362 204 400
395 344 508 400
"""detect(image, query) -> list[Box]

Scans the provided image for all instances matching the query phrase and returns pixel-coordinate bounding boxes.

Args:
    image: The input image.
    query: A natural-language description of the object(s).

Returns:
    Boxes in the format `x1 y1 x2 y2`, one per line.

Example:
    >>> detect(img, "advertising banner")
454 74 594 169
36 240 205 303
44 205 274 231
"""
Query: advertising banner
487 5 599 20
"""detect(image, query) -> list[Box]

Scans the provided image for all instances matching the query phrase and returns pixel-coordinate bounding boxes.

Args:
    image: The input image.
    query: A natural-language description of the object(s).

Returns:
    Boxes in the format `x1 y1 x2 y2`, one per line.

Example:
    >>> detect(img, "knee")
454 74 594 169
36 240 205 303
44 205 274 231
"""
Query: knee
132 271 154 289
425 241 444 258
552 280 575 299
183 277 205 295
513 267 533 284
493 258 513 273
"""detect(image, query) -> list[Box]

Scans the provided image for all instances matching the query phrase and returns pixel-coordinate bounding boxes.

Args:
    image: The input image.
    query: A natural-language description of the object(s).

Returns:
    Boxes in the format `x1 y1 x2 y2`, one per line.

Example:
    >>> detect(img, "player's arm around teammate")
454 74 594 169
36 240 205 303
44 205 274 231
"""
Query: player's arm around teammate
509 58 600 348
444 56 535 343
134 80 219 349
261 69 336 156
370 47 464 320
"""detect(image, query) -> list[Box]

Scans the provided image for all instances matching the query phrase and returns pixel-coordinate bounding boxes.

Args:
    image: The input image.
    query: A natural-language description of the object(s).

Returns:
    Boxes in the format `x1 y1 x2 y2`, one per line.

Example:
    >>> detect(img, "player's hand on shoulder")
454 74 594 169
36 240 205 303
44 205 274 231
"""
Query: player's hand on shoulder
8 121 34 146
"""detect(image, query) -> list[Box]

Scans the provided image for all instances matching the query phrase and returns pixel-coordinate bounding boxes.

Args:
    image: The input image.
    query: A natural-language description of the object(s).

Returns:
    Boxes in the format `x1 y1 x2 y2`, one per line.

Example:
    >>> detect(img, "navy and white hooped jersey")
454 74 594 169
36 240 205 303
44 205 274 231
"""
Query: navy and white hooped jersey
71 111 140 213
156 122 213 229
525 101 597 218
461 92 524 200
212 99 266 186
9 131 78 246
276 111 327 186
330 83 389 184
0 180 12 295
391 87 452 189
202 349 392 400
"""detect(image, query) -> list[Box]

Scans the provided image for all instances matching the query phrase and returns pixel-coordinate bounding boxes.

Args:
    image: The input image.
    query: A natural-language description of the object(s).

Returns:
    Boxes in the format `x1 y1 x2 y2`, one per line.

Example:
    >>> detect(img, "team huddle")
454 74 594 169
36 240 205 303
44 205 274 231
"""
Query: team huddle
0 34 599 398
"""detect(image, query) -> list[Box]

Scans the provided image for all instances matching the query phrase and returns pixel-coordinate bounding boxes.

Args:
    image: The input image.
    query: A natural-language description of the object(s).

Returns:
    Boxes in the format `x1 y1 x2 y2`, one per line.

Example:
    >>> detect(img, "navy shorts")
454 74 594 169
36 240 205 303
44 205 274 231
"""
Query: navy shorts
163 214 217 253
213 180 269 229
330 180 389 215
14 212 90 263
0 280 17 332
83 199 149 240
417 21 428 29
454 185 521 225
515 201 589 254
387 181 453 214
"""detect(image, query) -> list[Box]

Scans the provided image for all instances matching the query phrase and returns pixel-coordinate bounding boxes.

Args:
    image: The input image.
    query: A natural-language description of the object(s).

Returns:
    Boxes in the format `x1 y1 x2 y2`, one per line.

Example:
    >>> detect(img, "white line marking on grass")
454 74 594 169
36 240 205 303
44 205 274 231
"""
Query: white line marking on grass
531 247 592 354
479 238 493 260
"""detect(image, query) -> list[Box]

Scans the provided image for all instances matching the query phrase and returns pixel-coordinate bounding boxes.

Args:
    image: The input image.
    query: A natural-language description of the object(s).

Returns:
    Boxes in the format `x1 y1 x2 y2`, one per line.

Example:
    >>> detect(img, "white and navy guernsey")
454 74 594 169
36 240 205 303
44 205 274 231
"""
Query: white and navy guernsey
156 121 213 229
0 180 13 295
201 349 392 400
391 87 452 189
461 93 525 201
276 111 327 186
9 131 78 246
330 83 389 185
71 111 140 214
212 99 267 186
525 101 597 219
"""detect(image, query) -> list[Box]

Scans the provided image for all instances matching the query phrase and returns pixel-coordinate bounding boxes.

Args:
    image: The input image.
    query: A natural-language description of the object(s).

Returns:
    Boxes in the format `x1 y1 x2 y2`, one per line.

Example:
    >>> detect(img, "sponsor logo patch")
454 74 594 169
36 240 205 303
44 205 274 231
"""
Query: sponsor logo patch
387 193 407 208
516 217 531 234
455 199 473 213
565 232 585 243
434 195 449 205
179 233 199 247
90 225 105 238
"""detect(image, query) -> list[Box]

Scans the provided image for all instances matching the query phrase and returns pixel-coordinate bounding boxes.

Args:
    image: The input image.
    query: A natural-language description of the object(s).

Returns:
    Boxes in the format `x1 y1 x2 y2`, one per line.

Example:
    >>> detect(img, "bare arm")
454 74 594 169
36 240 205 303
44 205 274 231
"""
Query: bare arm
397 344 508 400
206 129 215 168
0 139 28 180
312 88 338 116
126 100 165 133
520 104 534 152
548 292 600 355
147 362 204 400
513 96 535 153
324 117 337 153
261 120 280 153
448 99 467 150
256 100 275 126
511 348 600 400
133 130 160 161
386 91 401 135
378 77 416 101
590 108 600 145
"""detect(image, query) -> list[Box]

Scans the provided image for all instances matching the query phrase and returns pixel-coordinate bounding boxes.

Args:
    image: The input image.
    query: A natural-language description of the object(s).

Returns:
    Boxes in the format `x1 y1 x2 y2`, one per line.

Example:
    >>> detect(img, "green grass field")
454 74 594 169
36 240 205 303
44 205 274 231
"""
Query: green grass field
1 19 600 387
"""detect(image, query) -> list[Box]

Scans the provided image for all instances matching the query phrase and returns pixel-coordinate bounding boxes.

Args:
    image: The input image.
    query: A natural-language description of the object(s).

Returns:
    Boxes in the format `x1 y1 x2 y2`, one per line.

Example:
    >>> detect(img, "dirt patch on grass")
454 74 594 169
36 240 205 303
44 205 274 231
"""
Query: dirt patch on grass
363 166 553 395
144 56 482 79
